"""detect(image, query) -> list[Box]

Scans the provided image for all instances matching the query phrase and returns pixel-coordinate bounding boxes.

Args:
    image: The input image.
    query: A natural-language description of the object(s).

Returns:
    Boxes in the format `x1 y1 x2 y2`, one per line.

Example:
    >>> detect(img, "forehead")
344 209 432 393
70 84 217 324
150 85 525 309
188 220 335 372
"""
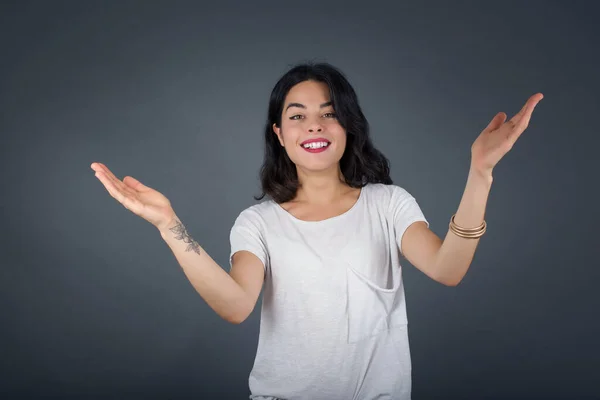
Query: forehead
285 80 331 103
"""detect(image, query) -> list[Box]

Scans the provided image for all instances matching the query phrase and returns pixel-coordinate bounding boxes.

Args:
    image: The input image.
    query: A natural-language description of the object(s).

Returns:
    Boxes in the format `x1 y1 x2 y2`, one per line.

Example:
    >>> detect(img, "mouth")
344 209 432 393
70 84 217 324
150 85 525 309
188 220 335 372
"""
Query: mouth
300 139 331 153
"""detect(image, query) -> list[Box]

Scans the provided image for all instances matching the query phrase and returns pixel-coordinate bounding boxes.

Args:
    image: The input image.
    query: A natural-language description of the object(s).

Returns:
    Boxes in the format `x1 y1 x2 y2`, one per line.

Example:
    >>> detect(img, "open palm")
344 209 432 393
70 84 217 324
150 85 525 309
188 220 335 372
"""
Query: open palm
91 162 176 230
471 93 543 175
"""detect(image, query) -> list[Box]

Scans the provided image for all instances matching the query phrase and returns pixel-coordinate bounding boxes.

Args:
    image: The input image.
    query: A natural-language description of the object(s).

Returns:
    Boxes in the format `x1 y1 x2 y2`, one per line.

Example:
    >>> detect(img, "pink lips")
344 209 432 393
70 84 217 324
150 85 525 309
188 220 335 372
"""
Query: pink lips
301 137 330 145
300 138 330 153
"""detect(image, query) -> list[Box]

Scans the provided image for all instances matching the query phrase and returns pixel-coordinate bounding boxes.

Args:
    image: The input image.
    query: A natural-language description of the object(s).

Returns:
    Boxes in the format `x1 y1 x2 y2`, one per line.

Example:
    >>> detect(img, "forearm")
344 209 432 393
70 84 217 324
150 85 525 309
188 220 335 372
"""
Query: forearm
434 167 493 286
158 215 252 323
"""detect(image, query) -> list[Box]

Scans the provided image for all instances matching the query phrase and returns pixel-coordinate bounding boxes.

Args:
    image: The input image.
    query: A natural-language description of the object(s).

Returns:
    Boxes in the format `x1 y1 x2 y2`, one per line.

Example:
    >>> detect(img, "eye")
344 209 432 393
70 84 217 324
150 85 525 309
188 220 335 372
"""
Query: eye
289 115 303 120
323 112 336 118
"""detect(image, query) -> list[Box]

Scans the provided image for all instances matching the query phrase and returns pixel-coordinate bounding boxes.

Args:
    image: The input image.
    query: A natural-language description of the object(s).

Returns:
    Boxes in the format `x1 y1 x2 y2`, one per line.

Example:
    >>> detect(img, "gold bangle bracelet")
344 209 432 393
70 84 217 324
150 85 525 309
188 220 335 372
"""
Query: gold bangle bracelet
449 226 486 238
449 214 486 239
449 225 486 238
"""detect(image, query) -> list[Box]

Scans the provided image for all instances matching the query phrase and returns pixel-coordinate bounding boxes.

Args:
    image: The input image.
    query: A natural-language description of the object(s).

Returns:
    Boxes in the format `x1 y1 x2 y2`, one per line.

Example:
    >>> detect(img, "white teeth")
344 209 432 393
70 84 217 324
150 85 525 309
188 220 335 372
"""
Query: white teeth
302 142 329 149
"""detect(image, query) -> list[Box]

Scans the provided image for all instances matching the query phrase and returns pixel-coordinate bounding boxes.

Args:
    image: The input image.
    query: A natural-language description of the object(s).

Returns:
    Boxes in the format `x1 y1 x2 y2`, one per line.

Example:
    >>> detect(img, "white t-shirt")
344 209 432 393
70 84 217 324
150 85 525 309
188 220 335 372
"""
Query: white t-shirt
229 182 429 400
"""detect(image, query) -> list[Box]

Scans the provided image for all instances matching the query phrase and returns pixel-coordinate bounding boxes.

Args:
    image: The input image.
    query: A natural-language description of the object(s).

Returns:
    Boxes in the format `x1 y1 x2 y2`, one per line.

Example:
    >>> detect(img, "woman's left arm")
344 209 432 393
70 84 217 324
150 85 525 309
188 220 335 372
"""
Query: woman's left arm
401 93 544 286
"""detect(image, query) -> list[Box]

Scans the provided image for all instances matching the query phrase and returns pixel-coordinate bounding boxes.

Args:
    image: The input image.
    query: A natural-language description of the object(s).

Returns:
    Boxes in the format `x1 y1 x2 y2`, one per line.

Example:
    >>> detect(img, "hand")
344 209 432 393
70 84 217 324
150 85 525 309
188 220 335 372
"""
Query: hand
470 93 544 177
91 162 176 231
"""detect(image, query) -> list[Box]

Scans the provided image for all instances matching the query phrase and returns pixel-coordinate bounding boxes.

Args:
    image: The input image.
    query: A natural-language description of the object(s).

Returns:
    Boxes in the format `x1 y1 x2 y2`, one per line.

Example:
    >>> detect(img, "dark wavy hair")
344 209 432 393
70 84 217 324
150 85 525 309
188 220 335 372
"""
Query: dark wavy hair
254 62 392 203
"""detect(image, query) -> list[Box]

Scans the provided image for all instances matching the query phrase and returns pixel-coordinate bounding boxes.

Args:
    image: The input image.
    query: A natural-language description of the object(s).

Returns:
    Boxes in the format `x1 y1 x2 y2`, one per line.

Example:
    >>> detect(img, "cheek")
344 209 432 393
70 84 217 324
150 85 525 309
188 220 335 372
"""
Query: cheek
280 125 301 145
335 137 347 155
331 127 347 148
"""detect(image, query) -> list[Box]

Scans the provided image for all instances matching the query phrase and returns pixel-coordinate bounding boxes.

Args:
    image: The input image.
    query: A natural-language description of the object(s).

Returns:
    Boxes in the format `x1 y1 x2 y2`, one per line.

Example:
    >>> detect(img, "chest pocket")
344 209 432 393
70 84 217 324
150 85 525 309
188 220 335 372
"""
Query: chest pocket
340 222 408 344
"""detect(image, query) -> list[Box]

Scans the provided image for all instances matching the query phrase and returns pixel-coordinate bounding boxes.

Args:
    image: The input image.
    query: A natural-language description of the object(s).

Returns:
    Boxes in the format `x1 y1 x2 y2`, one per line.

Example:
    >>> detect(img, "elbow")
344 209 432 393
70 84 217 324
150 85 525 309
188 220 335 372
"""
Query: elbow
223 311 248 325
432 261 469 287
225 314 246 325
439 272 465 287
443 278 462 287
433 269 464 287
222 301 255 325
433 275 458 287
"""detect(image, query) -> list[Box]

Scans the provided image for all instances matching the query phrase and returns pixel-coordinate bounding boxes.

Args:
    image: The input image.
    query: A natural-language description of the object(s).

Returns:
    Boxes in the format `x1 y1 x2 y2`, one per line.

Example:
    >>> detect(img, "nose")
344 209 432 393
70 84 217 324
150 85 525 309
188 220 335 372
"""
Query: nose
308 121 323 133
306 115 324 133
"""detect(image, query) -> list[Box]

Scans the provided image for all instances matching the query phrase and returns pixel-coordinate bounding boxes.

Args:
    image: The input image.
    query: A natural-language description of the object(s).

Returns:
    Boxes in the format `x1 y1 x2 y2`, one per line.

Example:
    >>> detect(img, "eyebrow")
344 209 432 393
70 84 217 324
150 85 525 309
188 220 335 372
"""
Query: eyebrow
285 101 333 112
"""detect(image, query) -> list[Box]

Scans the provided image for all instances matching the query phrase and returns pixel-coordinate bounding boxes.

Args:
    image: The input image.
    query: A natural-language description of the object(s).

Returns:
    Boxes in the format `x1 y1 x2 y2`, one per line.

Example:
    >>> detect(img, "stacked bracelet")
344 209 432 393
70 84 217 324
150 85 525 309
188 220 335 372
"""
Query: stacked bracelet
449 214 486 239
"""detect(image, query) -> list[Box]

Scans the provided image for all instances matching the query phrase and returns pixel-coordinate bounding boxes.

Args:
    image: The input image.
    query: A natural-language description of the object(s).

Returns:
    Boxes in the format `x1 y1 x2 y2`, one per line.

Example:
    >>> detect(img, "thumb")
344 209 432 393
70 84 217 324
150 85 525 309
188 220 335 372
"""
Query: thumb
484 112 507 132
123 176 150 191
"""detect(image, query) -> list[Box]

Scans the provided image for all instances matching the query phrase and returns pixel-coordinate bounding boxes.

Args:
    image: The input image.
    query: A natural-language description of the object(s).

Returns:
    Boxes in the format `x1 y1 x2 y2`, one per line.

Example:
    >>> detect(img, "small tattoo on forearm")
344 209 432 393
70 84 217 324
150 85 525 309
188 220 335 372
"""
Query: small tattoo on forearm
169 219 201 255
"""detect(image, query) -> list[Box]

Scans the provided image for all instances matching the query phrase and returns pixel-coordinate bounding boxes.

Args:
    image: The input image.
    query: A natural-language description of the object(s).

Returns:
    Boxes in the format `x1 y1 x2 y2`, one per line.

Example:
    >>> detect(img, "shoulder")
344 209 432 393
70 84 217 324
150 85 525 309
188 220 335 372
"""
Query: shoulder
232 199 278 228
364 183 415 207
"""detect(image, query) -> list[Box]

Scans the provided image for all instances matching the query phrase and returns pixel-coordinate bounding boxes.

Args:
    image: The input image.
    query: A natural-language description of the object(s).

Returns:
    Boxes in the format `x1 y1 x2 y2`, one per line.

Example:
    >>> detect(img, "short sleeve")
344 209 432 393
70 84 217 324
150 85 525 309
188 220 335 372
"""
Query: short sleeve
388 185 429 256
229 207 269 272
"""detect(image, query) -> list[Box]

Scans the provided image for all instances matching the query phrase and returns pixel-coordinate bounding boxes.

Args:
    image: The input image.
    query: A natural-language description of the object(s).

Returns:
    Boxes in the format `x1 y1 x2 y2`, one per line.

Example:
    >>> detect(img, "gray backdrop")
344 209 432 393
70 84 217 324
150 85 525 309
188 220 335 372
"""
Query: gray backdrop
1 1 598 399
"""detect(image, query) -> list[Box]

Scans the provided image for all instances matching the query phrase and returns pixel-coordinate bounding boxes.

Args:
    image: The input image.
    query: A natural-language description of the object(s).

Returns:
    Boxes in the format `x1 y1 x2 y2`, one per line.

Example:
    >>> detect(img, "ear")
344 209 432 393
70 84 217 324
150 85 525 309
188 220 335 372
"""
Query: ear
273 123 284 146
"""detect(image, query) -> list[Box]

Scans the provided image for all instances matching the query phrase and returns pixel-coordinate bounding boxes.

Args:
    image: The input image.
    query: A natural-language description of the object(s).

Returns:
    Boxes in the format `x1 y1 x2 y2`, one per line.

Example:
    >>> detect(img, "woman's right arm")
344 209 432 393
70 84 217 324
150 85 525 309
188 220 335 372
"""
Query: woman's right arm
158 215 264 324
91 162 263 324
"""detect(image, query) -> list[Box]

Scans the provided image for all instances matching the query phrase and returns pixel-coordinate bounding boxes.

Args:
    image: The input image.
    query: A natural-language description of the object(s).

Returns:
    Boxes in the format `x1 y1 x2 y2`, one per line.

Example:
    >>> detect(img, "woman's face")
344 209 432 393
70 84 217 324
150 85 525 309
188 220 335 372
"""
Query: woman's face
273 80 346 174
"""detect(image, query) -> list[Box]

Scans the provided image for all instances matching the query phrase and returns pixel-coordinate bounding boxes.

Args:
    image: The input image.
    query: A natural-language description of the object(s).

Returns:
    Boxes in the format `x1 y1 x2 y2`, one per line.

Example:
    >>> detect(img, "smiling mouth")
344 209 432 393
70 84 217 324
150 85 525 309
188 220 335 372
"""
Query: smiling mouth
301 141 330 149
301 141 330 154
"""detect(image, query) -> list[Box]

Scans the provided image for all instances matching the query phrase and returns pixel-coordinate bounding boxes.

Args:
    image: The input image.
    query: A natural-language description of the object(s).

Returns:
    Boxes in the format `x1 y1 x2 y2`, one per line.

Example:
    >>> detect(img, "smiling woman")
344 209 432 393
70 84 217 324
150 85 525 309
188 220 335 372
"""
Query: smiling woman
227 63 432 399
256 64 394 205
270 80 348 177
92 61 542 400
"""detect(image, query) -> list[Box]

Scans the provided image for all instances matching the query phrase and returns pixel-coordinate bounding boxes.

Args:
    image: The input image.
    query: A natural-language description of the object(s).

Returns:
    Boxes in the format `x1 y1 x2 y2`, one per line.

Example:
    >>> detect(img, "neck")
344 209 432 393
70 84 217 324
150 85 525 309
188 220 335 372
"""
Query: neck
295 165 349 205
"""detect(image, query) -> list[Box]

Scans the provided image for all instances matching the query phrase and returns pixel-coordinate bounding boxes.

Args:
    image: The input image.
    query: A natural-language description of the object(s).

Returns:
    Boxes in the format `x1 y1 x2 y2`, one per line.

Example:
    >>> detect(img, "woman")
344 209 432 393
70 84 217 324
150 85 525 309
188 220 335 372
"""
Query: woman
91 62 542 399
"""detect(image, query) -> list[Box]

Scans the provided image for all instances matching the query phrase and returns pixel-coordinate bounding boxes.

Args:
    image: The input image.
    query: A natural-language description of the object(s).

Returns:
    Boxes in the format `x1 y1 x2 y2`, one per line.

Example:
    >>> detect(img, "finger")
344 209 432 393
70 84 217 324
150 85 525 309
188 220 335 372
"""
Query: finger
95 171 139 211
515 93 543 130
123 175 151 192
509 93 544 141
94 163 122 184
92 163 139 193
102 163 125 184
94 163 135 195
509 101 529 124
484 112 507 132
95 170 126 202
509 93 543 126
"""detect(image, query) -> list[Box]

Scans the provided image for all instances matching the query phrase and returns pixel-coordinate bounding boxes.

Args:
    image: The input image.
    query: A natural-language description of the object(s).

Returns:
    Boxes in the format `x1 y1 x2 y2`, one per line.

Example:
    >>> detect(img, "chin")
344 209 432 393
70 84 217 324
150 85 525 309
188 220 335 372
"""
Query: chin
297 159 342 173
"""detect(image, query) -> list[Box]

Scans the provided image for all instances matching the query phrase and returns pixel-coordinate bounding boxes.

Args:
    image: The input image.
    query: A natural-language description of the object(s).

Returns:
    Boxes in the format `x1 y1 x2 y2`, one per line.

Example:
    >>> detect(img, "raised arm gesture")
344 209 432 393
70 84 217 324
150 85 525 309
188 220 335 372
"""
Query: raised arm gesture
470 93 544 176
91 162 176 231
